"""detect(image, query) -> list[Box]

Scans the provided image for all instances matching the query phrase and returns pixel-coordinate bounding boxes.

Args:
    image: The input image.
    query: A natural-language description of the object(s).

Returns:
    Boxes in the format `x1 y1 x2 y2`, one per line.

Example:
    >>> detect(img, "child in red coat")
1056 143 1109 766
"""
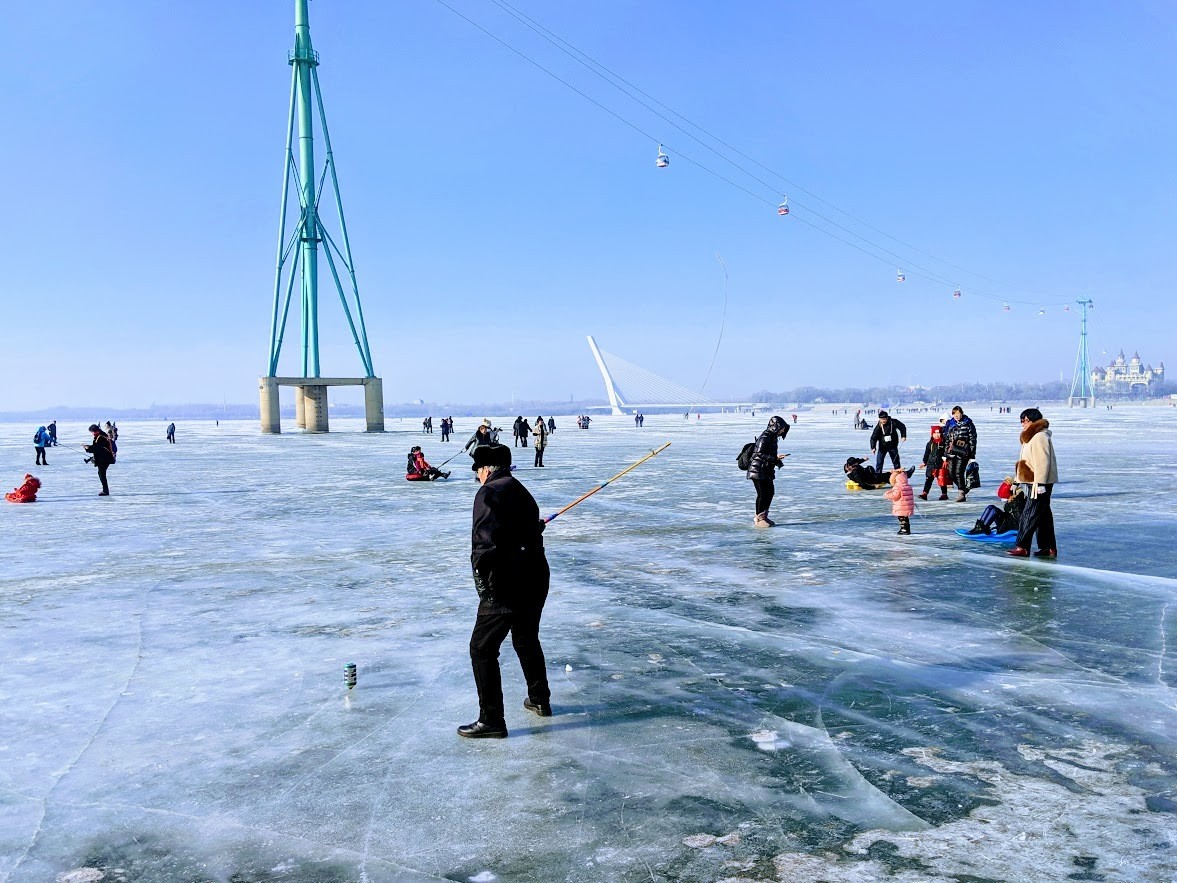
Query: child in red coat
5 474 41 503
884 469 915 535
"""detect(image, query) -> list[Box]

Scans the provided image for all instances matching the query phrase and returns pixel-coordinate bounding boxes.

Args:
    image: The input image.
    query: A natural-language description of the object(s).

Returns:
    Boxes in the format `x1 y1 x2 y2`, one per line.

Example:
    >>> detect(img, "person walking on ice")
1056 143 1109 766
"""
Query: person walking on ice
870 411 907 474
746 415 790 527
532 416 547 467
884 468 915 535
459 443 552 739
33 426 51 465
166 422 176 443
1009 408 1059 558
84 423 115 496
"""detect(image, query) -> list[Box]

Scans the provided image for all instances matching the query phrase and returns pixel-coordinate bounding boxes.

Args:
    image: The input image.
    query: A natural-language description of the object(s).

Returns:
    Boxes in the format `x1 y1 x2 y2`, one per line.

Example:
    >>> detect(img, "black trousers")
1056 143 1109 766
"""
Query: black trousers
97 464 110 494
752 478 775 515
875 447 901 473
534 446 544 467
470 596 550 727
948 456 969 493
35 447 47 465
1016 485 1056 551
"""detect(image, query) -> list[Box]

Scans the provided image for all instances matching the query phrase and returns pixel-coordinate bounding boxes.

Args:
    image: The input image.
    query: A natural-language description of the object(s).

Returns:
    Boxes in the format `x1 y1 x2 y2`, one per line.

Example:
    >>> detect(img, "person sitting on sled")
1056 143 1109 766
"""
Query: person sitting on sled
966 480 1027 535
406 446 449 481
844 457 913 488
6 474 41 503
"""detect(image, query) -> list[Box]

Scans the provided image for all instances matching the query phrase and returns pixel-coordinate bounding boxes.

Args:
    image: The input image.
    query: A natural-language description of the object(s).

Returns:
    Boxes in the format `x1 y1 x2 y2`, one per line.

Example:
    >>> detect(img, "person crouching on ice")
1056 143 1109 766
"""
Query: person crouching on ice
884 468 914 535
966 479 1026 535
405 446 449 481
5 474 41 503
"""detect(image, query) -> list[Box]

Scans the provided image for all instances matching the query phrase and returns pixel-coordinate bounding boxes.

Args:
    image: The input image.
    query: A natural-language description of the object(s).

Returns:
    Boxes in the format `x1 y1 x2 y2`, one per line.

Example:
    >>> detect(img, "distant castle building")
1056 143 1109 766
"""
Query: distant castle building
1090 350 1165 395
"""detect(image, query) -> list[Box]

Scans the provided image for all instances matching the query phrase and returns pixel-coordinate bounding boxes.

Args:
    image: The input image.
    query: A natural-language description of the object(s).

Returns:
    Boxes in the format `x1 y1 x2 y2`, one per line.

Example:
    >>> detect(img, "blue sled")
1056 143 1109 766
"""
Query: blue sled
954 528 1018 544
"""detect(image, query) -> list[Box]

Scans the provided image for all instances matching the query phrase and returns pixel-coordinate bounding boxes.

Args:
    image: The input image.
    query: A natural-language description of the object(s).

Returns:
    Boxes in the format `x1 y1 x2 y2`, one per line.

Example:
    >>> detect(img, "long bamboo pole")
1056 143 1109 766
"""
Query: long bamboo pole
544 442 671 524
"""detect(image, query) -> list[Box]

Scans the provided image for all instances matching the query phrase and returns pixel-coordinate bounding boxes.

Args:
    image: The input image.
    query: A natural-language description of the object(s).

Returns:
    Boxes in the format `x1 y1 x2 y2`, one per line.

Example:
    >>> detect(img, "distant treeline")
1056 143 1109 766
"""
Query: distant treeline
749 381 1074 405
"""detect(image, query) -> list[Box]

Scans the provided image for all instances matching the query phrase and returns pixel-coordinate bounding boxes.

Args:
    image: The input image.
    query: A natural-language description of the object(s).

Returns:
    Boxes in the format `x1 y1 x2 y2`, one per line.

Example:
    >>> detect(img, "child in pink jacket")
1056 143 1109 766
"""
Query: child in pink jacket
884 469 915 535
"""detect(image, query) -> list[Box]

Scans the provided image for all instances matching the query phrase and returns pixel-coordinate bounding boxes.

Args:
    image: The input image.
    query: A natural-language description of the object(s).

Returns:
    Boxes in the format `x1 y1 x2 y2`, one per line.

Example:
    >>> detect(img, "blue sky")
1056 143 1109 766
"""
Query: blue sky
3 1 1174 409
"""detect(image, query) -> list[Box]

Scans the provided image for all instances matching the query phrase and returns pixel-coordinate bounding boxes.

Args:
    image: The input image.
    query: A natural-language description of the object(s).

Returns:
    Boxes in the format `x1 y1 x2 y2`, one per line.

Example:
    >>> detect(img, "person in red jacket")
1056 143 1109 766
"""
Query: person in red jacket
406 446 449 481
5 474 41 503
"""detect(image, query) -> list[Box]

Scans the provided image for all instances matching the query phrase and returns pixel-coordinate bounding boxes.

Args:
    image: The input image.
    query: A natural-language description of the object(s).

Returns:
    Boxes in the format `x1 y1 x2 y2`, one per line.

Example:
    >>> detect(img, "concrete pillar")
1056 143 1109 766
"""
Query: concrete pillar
303 384 329 432
364 377 385 432
295 386 307 428
259 377 281 434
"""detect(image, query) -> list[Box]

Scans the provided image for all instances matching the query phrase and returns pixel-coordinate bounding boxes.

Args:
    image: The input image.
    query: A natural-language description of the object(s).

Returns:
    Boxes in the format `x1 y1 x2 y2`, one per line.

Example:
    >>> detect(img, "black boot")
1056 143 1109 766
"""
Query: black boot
966 520 988 535
457 720 508 739
897 517 911 535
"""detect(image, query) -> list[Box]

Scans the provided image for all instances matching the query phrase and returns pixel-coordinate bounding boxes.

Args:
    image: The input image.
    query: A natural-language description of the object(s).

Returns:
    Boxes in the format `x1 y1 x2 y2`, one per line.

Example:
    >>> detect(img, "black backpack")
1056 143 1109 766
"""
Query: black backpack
736 440 756 471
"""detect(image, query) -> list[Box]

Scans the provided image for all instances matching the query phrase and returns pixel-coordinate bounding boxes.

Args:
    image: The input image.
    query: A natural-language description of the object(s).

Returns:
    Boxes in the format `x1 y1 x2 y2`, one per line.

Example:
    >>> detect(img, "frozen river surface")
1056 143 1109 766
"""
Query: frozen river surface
1 407 1175 882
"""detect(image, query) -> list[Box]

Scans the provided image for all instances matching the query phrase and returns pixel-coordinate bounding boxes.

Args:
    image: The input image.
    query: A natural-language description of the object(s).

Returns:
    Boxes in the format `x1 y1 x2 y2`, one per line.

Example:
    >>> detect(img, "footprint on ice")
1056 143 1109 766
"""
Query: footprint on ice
468 872 497 883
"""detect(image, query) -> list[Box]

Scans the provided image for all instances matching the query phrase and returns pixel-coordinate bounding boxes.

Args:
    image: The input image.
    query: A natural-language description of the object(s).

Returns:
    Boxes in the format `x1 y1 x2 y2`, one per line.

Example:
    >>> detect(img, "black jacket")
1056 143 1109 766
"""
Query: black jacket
746 425 788 481
870 419 907 451
85 431 115 467
944 416 977 459
921 438 944 471
471 471 549 607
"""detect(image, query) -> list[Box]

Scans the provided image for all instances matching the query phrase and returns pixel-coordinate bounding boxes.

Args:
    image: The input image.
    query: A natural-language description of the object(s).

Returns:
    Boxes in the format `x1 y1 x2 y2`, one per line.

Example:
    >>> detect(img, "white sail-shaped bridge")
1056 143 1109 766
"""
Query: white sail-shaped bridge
587 336 751 415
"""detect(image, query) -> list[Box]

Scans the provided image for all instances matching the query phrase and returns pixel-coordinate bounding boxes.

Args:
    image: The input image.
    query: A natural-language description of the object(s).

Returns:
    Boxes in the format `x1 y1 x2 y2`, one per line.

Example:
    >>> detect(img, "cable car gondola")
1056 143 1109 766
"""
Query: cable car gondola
1003 303 1011 312
896 269 906 283
777 196 789 216
656 145 669 169
952 288 962 299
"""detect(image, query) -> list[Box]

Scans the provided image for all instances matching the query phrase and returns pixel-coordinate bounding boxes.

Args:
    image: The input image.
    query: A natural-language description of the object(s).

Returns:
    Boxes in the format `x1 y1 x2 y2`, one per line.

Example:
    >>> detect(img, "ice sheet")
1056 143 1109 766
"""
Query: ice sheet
0 407 1174 881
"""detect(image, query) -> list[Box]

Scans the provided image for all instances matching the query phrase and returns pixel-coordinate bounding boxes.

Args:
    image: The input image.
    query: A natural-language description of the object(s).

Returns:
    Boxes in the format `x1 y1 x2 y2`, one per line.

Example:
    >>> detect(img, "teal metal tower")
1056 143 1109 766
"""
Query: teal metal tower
1068 299 1095 407
260 0 383 433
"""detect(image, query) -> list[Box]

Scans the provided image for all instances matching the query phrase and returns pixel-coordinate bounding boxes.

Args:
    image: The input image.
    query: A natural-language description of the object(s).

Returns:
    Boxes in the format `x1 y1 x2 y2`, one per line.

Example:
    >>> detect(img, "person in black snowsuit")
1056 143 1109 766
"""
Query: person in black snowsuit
844 456 913 488
746 415 789 527
917 425 946 500
870 411 907 473
943 407 978 502
459 444 552 739
84 423 115 496
166 422 176 443
967 484 1027 535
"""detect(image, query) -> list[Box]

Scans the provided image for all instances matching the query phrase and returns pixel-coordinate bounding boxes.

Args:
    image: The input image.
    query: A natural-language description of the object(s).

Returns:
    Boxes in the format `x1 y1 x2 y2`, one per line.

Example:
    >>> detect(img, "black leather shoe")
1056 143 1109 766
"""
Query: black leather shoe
457 720 507 739
1033 549 1057 558
524 698 552 717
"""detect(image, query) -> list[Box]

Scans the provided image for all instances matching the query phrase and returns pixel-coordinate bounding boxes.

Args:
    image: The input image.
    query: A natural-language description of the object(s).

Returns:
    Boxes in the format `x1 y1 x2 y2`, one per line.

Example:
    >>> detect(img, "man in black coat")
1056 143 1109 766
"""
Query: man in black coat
870 411 907 474
459 443 552 739
84 423 115 496
746 415 789 527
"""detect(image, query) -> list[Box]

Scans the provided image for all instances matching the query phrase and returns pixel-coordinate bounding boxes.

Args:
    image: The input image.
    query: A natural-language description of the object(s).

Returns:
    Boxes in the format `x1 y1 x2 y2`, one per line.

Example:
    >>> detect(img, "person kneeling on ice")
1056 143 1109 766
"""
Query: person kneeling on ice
884 468 915 535
405 446 449 481
966 480 1026 535
5 474 41 503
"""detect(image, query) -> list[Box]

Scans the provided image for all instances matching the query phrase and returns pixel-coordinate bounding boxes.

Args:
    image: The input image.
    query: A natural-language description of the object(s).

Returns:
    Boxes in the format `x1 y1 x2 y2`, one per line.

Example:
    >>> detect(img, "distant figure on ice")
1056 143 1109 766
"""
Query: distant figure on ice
47 421 58 446
884 469 915 535
791 414 798 424
917 425 946 500
532 416 547 467
5 474 41 503
1009 408 1058 559
106 421 118 442
459 443 552 739
746 415 789 527
870 411 907 473
84 424 115 496
943 406 978 503
33 426 51 465
638 413 644 427
406 446 449 481
967 479 1026 535
513 416 529 448
166 422 176 444
440 417 452 442
547 416 556 434
634 412 640 427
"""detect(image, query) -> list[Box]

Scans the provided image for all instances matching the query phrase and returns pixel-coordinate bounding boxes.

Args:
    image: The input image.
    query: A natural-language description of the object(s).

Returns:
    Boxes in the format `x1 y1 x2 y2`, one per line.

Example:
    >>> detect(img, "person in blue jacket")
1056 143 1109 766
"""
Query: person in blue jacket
33 426 51 465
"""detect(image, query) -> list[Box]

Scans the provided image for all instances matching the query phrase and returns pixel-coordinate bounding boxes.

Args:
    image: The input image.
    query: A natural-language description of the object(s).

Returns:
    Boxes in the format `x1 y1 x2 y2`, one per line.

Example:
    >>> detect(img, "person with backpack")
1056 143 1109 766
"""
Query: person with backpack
744 415 790 527
84 423 115 496
33 426 51 465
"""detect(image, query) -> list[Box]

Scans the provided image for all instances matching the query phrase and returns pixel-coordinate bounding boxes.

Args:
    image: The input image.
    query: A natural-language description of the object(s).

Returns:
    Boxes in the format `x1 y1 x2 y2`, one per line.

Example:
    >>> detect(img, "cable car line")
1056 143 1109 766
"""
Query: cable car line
430 0 1077 311
478 0 1062 301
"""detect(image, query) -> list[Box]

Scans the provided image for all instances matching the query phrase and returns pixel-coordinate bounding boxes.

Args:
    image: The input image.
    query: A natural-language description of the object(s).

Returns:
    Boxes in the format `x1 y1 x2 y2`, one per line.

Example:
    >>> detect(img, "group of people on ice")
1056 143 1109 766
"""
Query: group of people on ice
747 406 1059 557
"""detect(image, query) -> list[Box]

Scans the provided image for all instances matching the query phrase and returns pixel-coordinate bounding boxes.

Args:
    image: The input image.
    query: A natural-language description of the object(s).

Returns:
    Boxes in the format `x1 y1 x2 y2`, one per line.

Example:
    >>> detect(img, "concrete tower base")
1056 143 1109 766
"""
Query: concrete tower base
258 376 385 434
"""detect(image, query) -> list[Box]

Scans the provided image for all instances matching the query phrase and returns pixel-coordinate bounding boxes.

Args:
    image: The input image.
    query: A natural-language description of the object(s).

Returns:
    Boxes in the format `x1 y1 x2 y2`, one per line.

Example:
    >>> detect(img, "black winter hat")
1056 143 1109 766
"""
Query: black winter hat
768 415 787 432
471 443 512 471
88 424 100 432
